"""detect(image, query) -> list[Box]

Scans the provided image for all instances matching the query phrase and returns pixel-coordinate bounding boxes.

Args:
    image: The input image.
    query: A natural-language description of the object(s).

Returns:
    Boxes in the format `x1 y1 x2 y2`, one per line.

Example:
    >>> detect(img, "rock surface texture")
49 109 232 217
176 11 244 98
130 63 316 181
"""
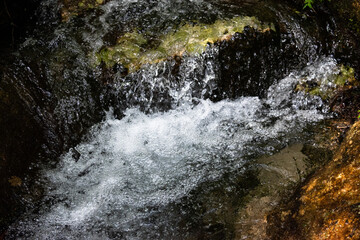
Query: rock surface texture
268 120 360 239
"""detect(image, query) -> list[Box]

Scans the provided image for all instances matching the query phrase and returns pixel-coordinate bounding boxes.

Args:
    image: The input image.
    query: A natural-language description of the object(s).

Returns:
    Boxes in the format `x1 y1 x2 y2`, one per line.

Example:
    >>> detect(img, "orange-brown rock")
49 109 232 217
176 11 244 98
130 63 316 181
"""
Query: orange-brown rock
268 120 360 239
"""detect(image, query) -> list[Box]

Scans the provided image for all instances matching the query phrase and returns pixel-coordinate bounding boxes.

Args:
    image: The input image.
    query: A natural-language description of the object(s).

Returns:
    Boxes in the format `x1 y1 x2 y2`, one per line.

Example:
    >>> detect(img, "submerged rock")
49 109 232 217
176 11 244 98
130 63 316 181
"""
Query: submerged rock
267 120 360 240
234 143 333 240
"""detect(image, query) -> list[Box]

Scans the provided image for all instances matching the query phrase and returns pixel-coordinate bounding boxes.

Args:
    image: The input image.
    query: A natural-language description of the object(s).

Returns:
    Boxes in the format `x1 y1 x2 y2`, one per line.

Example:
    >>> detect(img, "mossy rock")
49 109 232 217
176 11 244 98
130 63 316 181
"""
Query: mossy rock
60 0 106 21
295 64 357 100
335 65 356 86
95 16 275 73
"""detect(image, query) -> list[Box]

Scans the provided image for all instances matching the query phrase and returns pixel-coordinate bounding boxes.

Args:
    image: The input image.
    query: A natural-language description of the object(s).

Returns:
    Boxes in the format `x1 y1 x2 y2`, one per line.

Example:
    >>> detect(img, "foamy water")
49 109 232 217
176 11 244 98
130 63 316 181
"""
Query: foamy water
6 58 340 239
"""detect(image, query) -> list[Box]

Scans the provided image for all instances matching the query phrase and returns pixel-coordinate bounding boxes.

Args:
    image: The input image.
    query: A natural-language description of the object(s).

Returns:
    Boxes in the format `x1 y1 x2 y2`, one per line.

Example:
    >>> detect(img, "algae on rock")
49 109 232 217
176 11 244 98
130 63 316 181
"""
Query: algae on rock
60 0 105 21
295 64 357 100
96 32 149 73
95 16 275 73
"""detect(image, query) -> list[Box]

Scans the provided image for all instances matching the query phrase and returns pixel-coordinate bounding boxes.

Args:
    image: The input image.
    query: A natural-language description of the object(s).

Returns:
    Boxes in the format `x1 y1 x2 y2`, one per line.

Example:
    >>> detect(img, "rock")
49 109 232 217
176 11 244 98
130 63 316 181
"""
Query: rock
295 64 358 100
267 121 360 239
329 88 360 120
8 176 22 187
2 0 359 235
96 16 275 73
0 52 105 230
0 0 41 51
235 144 311 239
328 0 360 35
286 0 360 76
60 0 106 21
216 26 283 99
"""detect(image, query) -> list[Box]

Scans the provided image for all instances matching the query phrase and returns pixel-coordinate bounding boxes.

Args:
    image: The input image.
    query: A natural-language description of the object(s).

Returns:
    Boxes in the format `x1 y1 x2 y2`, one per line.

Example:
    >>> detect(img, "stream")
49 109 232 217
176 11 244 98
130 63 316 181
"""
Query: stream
0 0 348 239
6 58 338 239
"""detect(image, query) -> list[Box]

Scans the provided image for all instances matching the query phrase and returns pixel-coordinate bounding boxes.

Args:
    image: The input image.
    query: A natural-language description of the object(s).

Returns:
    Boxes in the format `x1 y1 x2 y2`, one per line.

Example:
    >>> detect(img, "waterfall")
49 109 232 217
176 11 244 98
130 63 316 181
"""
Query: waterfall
1 0 347 238
6 57 338 239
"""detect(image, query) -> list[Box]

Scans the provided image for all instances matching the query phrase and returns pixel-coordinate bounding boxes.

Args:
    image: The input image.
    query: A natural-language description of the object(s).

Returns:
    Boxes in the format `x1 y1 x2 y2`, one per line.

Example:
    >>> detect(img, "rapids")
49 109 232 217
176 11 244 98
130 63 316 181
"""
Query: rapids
7 58 339 239
1 0 351 239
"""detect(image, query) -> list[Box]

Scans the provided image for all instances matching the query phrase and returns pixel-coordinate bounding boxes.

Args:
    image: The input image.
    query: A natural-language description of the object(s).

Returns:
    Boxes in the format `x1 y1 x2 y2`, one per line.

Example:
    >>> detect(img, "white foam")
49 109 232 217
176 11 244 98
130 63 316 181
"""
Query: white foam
10 57 338 239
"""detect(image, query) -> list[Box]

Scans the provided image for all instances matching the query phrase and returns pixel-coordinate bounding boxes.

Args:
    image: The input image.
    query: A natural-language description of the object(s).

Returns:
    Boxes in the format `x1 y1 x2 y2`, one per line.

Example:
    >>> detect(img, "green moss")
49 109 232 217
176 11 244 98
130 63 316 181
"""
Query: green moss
335 65 355 86
296 64 357 100
96 32 148 72
309 87 321 96
96 16 274 73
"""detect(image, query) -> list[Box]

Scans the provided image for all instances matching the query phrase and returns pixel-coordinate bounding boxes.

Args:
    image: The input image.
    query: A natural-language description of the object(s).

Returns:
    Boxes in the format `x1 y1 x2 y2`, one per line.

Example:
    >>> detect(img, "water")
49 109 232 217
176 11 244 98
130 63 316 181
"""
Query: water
6 57 339 239
1 0 346 237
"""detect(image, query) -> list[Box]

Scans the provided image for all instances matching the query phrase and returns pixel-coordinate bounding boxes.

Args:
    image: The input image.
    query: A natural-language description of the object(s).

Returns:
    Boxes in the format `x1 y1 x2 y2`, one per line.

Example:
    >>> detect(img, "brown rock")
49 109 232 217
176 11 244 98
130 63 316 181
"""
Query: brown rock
267 121 360 239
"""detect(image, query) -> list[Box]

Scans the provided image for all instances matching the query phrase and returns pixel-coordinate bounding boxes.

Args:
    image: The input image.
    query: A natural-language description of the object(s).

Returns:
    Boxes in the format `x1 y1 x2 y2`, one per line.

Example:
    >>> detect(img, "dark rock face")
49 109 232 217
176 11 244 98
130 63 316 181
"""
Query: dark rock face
284 0 360 77
0 61 54 230
217 28 279 99
216 27 300 99
0 56 105 231
0 0 41 53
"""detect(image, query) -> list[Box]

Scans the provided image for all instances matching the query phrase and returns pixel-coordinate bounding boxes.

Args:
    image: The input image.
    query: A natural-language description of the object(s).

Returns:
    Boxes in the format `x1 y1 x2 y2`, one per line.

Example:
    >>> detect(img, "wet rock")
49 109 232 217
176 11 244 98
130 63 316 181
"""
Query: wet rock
60 0 106 21
295 64 358 100
329 88 360 120
293 61 360 122
328 0 360 36
0 0 41 51
0 61 59 230
0 54 104 230
1 0 359 235
96 16 274 73
267 120 360 240
216 27 282 99
235 144 311 239
286 0 360 76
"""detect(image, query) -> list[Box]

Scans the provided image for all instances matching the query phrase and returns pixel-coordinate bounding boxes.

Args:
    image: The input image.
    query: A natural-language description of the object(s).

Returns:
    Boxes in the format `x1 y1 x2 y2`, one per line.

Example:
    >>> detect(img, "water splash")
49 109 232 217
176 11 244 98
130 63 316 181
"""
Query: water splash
7 57 337 239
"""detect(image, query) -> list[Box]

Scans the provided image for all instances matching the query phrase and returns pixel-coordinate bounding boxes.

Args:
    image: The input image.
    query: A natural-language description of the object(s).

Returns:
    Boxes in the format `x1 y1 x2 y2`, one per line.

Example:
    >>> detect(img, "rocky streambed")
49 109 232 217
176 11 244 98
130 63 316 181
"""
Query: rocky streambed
1 0 360 239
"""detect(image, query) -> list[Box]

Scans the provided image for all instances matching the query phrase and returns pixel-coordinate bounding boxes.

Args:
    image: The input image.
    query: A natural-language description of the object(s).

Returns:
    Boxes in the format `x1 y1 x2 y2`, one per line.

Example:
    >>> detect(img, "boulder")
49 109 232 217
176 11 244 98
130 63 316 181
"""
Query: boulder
268 120 360 239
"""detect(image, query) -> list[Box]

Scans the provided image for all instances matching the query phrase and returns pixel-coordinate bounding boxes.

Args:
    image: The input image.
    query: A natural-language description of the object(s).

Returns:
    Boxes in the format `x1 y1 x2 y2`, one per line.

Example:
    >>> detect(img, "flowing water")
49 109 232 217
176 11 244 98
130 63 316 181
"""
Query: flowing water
6 57 340 239
1 0 345 239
